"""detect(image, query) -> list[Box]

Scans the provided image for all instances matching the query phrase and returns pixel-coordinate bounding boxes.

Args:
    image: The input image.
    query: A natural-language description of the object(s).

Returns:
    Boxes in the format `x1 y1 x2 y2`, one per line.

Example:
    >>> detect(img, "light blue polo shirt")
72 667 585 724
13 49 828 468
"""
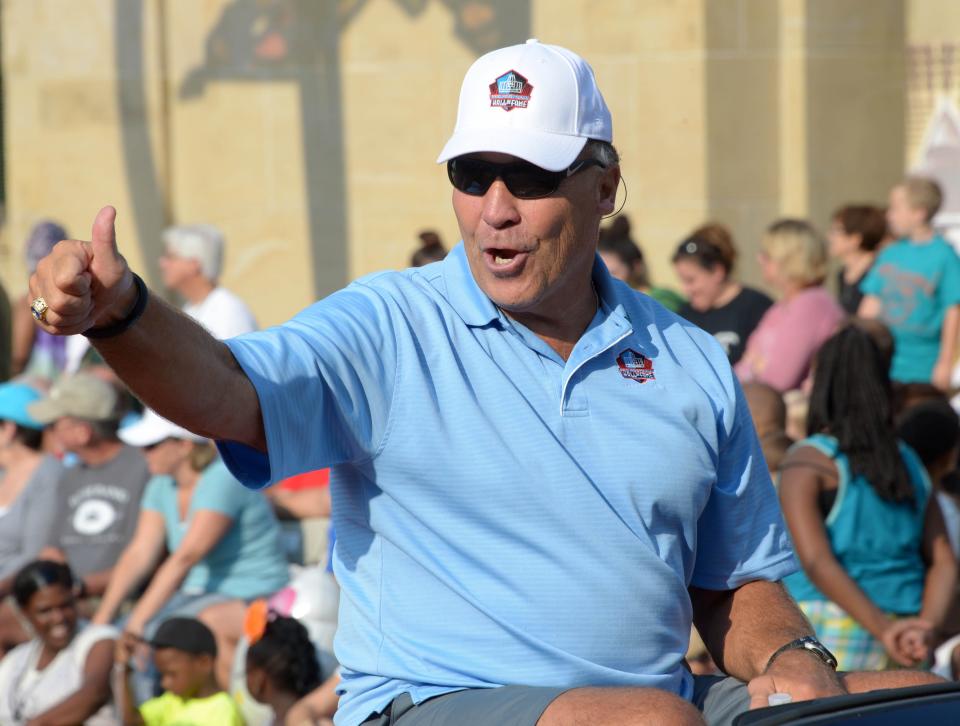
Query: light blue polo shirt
218 243 797 726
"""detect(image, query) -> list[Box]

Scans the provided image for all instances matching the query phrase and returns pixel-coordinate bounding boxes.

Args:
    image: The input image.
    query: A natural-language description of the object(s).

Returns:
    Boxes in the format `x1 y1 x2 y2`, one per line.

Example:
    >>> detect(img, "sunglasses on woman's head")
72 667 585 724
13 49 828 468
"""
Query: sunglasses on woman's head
447 156 606 199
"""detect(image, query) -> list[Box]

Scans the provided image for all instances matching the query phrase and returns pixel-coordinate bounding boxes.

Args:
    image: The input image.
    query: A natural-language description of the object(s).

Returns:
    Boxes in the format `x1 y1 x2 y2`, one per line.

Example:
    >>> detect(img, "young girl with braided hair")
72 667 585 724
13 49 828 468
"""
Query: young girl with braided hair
245 610 323 725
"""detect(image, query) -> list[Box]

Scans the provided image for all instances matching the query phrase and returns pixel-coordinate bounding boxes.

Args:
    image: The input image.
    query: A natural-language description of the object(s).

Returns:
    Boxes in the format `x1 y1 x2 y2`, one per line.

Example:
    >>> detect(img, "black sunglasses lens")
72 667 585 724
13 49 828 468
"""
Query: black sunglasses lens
448 159 496 196
448 158 563 199
502 166 560 198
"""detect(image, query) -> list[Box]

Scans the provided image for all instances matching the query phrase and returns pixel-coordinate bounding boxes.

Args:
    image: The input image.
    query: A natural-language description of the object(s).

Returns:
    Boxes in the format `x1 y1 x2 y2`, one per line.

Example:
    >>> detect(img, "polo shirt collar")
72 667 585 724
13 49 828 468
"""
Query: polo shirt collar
441 241 633 332
440 243 502 327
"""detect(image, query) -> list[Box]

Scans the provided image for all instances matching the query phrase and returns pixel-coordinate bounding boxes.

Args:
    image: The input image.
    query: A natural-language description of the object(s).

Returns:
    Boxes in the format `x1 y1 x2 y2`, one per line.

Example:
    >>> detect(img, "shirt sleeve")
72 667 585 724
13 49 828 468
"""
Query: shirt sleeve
859 249 889 296
0 464 61 579
938 245 960 309
71 623 118 669
190 461 246 519
754 293 842 392
216 280 399 489
139 693 172 725
691 377 798 590
140 475 170 513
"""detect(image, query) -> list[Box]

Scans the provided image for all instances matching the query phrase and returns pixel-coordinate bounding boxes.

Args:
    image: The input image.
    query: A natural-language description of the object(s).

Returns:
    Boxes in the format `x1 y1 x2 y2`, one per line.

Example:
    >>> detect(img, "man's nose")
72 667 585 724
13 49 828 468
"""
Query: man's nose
481 180 521 229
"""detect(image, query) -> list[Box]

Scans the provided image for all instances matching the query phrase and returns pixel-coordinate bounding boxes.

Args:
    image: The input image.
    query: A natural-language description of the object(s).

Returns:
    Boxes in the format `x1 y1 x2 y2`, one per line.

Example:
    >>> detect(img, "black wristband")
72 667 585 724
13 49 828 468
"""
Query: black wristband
83 273 149 340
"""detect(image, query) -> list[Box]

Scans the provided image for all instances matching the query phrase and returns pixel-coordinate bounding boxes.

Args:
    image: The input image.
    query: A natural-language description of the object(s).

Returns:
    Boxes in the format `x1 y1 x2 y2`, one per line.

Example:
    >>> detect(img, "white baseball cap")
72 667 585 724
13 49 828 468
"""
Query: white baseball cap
119 407 207 447
437 39 612 172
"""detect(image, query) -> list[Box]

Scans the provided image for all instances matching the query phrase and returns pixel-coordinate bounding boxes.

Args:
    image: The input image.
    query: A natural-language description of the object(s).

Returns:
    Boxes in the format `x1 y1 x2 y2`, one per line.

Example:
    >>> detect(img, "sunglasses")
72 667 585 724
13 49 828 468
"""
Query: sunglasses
447 157 606 199
143 437 176 452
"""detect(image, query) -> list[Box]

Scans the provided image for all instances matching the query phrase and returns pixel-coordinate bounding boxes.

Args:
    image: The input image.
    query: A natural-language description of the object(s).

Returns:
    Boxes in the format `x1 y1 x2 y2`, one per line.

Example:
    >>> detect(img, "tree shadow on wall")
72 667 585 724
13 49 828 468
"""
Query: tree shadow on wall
116 0 530 299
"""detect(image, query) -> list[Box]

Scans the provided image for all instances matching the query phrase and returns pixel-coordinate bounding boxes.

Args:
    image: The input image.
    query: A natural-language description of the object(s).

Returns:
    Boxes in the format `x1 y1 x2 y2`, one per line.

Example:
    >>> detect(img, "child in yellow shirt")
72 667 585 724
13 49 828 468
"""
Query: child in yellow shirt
117 616 243 726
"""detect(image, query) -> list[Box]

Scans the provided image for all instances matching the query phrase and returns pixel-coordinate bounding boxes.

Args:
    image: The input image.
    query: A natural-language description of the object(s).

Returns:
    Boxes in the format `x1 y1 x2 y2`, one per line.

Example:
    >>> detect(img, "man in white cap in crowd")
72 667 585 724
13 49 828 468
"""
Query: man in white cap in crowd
159 224 257 340
29 373 150 600
28 40 936 726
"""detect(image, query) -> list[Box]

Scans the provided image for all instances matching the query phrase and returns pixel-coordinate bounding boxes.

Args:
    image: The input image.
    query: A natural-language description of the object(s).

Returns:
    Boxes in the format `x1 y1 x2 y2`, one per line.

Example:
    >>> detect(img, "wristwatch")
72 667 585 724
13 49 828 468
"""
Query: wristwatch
765 636 839 672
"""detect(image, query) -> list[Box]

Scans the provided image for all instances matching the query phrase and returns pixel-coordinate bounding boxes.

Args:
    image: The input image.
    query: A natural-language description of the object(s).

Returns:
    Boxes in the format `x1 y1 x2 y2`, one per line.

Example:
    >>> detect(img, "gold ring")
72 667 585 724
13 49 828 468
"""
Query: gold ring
30 296 49 322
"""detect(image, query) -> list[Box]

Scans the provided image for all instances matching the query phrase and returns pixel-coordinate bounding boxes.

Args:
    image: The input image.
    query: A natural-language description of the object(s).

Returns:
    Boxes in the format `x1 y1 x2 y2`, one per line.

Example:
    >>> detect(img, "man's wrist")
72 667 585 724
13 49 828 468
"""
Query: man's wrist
85 271 149 339
765 636 838 674
94 267 138 328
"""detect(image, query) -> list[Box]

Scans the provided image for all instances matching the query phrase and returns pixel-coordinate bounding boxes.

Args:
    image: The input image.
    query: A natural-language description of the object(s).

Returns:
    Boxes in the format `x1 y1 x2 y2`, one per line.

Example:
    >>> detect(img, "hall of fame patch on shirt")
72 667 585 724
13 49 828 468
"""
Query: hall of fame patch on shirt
616 348 656 384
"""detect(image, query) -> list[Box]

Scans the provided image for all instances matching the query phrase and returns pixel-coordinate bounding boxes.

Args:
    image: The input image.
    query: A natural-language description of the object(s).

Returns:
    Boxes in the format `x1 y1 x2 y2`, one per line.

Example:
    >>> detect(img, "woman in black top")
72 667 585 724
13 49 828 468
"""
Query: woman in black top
827 204 886 315
673 222 772 365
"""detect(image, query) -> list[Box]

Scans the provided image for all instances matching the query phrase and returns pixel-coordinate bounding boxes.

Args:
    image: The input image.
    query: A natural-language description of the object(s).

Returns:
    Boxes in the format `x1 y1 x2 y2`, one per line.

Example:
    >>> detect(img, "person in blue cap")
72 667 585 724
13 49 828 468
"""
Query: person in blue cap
0 380 64 655
0 382 63 596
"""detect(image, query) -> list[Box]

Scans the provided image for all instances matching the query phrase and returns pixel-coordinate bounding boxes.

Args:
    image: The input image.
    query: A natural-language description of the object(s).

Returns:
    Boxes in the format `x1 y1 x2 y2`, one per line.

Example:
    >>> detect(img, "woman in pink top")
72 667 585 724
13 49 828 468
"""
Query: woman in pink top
736 219 846 392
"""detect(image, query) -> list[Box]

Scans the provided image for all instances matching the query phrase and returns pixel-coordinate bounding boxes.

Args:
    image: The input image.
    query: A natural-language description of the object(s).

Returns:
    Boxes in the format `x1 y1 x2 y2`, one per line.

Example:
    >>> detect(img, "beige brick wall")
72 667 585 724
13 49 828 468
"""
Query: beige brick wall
0 1 940 324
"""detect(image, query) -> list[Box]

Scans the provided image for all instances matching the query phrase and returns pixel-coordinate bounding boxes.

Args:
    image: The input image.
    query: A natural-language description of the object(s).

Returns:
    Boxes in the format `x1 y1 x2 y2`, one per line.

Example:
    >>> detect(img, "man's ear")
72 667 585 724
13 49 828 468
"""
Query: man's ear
597 166 621 216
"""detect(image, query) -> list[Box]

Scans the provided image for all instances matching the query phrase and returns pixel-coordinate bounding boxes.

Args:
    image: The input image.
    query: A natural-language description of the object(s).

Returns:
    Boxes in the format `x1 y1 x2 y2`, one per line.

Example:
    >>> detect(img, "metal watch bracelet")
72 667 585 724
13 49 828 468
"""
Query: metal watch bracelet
765 636 839 672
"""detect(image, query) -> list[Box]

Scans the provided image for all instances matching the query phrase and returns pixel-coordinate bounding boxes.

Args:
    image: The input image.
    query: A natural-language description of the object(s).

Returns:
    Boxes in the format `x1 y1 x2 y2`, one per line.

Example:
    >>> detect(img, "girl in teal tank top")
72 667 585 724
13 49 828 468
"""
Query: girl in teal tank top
778 325 956 671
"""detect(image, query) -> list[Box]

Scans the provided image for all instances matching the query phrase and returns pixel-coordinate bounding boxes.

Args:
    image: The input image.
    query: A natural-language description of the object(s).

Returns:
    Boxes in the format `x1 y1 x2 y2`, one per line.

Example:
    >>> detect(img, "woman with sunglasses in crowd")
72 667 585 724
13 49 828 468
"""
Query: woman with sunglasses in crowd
0 560 117 725
90 408 289 703
672 222 773 365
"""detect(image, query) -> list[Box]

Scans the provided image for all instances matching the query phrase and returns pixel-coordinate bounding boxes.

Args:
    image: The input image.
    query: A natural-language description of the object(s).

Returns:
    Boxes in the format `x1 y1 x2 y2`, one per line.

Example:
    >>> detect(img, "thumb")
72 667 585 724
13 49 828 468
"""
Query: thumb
747 675 776 709
90 205 119 260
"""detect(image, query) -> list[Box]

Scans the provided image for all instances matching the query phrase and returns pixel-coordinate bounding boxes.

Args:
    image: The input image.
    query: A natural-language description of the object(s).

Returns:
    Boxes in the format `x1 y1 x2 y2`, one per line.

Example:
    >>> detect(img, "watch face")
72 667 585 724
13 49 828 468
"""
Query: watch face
801 637 839 668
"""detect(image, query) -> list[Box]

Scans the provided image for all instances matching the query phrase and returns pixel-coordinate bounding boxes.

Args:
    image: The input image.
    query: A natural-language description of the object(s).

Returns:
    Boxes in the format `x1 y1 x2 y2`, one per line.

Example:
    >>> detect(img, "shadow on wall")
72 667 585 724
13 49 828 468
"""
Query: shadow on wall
115 0 530 299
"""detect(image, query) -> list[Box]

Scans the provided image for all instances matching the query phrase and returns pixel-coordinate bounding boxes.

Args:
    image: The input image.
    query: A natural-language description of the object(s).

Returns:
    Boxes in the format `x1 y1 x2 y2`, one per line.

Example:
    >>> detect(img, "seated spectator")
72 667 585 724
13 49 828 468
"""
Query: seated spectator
12 221 68 379
860 176 960 389
779 325 956 670
159 224 257 340
268 469 331 520
850 316 895 374
897 398 960 634
117 616 243 726
0 560 117 724
269 469 332 566
736 219 846 392
742 382 793 476
245 612 322 725
828 205 887 315
0 383 63 593
599 215 685 312
410 230 447 267
93 409 289 694
29 373 150 600
285 670 339 726
673 222 773 364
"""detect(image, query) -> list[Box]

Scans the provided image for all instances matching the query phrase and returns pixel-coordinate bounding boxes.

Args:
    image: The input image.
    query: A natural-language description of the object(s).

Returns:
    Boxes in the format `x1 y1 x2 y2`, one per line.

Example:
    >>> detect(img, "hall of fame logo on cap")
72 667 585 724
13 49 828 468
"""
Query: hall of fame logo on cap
489 70 533 111
617 349 655 384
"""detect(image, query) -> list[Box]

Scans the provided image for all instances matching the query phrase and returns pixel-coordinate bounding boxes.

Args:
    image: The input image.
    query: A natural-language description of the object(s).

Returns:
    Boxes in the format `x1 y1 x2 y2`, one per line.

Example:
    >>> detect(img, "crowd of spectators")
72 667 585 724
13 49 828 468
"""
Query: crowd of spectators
1 170 960 724
0 223 333 724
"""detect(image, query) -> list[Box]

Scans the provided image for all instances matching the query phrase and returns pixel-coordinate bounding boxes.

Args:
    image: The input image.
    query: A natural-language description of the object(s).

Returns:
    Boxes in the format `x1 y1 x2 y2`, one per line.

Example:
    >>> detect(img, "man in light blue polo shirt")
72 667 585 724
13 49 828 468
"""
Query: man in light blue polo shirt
30 40 938 726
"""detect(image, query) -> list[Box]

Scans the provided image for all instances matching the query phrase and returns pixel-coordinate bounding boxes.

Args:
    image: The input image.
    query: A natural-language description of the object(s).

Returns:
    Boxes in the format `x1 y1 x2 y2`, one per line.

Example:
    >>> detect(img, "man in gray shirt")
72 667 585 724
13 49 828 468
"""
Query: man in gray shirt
29 373 150 597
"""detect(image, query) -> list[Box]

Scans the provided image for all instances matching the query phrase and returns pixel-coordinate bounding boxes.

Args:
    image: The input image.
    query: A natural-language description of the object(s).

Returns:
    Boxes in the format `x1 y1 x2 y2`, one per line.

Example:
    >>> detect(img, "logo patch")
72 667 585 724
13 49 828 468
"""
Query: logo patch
617 349 655 384
489 70 533 111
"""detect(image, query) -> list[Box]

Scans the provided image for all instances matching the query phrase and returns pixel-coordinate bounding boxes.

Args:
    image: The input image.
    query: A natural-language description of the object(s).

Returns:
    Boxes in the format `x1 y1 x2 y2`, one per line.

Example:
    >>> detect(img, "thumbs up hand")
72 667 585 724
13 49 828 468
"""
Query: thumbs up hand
29 206 138 335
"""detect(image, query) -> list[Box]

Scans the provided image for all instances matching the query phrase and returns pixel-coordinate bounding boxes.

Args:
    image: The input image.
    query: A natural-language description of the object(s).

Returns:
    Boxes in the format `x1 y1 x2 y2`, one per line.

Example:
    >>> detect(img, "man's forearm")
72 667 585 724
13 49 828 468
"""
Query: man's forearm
691 580 814 681
90 288 265 449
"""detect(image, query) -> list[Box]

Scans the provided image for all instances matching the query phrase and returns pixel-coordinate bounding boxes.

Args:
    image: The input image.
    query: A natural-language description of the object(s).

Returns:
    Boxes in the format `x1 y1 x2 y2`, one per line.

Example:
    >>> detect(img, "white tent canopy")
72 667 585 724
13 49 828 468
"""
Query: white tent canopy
912 95 960 249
